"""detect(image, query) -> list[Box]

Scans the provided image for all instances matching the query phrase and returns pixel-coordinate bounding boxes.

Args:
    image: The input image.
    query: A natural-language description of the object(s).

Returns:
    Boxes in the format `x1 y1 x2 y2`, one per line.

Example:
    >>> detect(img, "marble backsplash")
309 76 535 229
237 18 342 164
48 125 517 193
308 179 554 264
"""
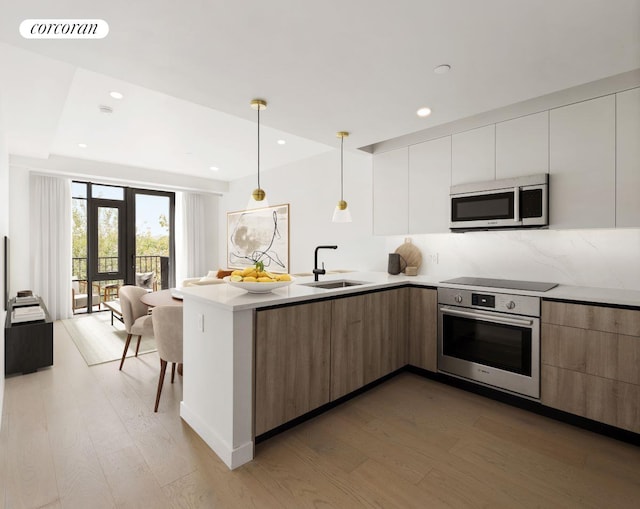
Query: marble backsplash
385 228 640 290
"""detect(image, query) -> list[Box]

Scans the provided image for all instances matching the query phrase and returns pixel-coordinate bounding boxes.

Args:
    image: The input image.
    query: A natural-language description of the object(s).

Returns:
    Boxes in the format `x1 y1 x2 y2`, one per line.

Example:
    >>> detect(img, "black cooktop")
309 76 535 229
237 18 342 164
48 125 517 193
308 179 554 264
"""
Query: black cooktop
440 277 558 292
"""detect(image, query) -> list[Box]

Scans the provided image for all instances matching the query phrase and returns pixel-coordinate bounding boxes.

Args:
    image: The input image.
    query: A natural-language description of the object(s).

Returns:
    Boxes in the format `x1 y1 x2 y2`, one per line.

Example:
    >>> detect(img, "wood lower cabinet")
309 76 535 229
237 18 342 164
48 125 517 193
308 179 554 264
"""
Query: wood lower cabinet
407 287 437 372
330 288 408 401
254 300 332 435
541 301 640 433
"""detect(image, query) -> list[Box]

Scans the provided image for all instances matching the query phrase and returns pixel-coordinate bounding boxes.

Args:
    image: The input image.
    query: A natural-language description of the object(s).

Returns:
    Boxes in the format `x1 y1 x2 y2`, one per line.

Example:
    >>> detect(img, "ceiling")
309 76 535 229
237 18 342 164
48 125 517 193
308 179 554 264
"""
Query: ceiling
1 0 639 182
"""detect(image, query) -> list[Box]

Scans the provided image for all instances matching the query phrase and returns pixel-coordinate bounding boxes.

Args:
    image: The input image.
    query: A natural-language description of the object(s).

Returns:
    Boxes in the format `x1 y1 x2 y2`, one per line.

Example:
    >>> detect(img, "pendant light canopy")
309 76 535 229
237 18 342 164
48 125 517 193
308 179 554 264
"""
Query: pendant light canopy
332 131 352 223
249 99 268 208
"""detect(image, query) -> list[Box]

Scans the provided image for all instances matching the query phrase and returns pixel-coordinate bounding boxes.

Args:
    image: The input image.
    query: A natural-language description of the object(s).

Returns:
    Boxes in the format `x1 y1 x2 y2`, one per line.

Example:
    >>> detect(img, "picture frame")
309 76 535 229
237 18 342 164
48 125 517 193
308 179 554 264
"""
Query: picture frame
227 204 290 273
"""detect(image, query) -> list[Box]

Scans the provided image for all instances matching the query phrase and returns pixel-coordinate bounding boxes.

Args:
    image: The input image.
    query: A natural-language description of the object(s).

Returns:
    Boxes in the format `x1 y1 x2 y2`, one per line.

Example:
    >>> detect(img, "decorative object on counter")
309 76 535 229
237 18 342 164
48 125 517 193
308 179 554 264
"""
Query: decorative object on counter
17 290 33 297
405 266 418 276
332 131 352 223
224 276 295 294
387 253 407 275
394 237 422 273
225 262 293 293
227 203 290 273
247 98 269 209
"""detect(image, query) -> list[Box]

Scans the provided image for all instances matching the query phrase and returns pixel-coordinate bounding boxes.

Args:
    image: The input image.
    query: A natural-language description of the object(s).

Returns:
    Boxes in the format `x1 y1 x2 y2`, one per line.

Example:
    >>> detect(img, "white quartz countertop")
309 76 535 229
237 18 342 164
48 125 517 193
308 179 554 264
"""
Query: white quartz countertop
180 271 640 310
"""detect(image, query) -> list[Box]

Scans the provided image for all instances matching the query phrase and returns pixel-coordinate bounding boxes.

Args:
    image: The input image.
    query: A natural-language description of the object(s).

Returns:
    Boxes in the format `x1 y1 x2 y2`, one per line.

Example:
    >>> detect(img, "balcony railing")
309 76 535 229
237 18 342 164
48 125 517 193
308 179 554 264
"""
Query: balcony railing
72 256 170 299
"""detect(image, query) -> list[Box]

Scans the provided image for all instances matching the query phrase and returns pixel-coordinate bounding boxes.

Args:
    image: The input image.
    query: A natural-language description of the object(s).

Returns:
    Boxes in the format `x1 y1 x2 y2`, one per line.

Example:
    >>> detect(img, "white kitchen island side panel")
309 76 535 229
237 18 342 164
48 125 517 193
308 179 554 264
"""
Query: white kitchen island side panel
181 295 254 469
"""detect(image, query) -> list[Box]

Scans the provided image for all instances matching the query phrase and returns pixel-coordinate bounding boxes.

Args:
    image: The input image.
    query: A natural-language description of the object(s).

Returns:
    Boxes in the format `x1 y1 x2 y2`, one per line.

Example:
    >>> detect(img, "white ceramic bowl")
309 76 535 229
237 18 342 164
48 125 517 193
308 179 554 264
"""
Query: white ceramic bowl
223 275 295 294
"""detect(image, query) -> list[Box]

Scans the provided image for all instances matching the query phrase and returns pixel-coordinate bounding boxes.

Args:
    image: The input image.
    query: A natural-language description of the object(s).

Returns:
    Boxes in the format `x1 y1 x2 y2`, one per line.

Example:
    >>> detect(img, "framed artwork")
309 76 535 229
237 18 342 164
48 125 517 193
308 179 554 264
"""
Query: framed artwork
227 203 290 273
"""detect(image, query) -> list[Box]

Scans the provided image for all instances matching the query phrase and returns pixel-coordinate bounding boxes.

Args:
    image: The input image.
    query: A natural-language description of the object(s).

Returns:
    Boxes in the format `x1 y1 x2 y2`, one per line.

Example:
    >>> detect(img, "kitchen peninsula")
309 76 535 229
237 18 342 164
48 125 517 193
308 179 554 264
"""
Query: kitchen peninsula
179 273 640 470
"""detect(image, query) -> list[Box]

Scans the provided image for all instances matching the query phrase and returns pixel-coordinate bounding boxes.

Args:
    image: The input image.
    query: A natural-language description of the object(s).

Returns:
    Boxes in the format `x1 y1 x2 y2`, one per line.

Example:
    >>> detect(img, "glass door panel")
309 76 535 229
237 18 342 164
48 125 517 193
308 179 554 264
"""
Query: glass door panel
97 206 120 273
133 192 173 290
89 199 126 309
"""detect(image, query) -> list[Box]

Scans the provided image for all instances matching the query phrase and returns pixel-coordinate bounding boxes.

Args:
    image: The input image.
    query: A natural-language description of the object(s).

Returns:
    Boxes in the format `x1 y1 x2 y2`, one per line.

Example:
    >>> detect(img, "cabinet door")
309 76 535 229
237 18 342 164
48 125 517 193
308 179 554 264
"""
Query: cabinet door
407 287 437 372
616 87 640 227
255 300 332 435
331 294 366 400
495 111 549 179
451 125 495 185
408 137 451 233
372 147 409 235
363 289 407 384
331 289 408 401
549 95 616 229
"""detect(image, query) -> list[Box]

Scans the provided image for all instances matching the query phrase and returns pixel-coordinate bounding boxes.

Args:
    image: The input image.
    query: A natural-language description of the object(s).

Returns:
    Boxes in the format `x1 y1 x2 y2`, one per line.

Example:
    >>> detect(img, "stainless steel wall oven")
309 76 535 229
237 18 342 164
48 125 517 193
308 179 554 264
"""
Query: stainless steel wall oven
437 286 541 399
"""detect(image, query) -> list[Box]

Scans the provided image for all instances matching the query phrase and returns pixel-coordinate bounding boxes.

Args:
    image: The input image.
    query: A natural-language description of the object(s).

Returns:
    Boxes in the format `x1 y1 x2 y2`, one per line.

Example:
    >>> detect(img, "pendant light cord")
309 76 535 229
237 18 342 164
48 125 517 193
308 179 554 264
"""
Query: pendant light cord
340 135 344 201
257 106 261 190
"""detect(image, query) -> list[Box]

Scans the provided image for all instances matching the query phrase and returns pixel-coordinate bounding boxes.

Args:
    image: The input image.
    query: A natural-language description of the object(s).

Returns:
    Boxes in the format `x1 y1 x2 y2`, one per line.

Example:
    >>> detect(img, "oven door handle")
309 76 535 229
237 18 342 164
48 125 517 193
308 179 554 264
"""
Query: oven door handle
440 306 534 327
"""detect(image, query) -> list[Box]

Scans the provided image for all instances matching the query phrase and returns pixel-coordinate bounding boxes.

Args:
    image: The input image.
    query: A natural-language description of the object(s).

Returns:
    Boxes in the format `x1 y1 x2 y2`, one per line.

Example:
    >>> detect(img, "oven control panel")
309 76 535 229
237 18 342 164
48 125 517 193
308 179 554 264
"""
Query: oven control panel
438 287 540 317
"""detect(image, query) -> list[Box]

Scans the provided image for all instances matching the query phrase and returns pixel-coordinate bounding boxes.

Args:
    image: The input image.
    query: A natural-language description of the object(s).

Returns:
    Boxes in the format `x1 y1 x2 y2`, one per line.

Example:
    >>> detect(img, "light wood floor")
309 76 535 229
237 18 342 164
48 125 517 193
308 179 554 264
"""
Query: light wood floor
1 320 639 509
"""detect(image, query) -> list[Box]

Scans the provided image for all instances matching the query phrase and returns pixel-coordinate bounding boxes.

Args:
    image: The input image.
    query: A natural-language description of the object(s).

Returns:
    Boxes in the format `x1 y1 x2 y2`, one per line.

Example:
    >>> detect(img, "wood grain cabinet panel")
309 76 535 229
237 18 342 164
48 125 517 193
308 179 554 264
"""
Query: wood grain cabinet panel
331 289 408 401
541 300 640 433
408 287 437 372
255 301 332 435
542 300 640 337
330 295 366 400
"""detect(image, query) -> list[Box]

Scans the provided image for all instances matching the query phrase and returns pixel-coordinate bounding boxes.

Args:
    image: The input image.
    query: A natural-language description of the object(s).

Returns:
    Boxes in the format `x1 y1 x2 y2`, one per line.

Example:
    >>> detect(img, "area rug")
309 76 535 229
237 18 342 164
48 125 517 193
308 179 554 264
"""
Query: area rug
62 311 156 366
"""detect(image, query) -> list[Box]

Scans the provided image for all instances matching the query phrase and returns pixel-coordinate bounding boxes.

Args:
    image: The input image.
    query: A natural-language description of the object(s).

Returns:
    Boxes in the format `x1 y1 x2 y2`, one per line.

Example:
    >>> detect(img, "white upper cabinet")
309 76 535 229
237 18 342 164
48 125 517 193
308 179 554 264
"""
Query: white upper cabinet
408 136 451 233
496 111 549 179
549 95 616 229
616 87 640 227
451 125 495 185
372 147 408 235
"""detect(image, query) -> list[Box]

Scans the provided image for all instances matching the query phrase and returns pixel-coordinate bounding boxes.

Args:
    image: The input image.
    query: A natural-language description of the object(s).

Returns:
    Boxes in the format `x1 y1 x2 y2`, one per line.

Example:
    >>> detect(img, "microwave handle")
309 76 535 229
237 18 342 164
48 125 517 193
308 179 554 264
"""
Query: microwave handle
514 186 520 222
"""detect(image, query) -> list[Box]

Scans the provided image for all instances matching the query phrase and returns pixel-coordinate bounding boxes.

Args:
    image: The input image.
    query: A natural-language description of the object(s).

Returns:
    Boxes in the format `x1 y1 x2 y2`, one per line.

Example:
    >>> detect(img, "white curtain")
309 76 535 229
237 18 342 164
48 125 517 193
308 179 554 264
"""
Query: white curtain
30 175 72 320
177 192 208 281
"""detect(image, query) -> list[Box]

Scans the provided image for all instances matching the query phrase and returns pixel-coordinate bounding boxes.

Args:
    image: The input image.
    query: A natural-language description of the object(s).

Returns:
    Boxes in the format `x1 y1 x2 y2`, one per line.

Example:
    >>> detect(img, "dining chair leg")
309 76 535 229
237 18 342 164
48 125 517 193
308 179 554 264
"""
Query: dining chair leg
155 359 168 412
119 333 133 370
135 335 142 356
171 362 176 383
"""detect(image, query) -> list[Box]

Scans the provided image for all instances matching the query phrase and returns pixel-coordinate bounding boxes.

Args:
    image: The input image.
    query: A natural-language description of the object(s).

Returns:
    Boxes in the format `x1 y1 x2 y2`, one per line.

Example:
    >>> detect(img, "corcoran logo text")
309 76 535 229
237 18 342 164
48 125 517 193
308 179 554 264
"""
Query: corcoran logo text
20 19 109 39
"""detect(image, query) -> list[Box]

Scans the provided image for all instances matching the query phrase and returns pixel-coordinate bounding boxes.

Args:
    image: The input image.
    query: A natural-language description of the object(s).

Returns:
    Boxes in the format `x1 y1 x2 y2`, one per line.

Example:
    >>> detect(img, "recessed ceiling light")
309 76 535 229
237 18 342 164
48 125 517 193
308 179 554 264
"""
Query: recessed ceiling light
209 166 219 171
434 64 451 75
110 91 123 99
78 143 87 148
277 139 286 145
416 107 432 118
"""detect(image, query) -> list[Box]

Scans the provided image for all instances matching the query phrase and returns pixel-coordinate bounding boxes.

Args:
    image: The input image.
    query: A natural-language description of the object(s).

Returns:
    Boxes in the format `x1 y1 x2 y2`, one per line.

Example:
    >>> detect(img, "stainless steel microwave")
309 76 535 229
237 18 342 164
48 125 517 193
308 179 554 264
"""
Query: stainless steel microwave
450 173 548 231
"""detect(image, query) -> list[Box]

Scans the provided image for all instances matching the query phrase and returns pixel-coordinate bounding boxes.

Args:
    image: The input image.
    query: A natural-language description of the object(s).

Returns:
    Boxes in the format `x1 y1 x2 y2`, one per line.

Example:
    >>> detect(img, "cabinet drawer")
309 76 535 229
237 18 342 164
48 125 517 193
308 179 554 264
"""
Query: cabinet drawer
542 300 640 336
542 365 640 433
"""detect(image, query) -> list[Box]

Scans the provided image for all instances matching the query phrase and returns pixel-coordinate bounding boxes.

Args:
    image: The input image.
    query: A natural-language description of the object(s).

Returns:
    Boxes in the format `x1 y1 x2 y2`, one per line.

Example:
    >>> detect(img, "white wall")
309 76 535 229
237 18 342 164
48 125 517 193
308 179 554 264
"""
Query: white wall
219 149 386 274
218 145 640 291
0 92 8 425
8 166 30 294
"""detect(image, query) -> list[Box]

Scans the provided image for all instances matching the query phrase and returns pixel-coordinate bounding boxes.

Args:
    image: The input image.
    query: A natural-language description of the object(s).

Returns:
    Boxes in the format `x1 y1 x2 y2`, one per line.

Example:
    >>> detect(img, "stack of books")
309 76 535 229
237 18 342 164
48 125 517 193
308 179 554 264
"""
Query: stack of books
11 305 45 324
13 295 40 307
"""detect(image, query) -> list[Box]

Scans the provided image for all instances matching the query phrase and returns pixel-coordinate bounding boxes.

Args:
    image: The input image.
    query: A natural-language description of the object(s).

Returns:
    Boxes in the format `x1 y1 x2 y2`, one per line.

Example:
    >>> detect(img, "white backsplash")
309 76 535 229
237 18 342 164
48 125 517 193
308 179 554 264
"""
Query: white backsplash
386 228 640 290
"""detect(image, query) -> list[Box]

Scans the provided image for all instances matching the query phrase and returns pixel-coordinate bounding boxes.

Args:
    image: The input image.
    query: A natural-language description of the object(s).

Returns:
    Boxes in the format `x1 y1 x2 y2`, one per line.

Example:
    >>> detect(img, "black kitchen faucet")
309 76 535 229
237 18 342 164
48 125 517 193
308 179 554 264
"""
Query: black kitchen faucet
313 245 338 281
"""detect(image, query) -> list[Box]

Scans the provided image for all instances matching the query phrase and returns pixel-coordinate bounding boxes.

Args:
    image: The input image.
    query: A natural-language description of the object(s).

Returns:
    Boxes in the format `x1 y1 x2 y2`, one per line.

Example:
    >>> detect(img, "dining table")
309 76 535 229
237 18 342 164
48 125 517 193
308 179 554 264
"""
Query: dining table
140 288 183 307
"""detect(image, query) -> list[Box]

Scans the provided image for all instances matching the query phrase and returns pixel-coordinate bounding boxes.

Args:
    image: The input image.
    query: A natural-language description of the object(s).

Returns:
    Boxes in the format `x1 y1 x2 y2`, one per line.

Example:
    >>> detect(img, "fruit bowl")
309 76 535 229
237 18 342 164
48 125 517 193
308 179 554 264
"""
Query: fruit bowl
223 275 296 294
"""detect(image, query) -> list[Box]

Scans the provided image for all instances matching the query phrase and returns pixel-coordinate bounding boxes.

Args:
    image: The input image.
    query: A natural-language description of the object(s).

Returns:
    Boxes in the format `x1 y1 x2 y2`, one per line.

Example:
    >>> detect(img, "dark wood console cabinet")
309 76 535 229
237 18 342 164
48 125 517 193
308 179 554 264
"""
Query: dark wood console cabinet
4 297 54 375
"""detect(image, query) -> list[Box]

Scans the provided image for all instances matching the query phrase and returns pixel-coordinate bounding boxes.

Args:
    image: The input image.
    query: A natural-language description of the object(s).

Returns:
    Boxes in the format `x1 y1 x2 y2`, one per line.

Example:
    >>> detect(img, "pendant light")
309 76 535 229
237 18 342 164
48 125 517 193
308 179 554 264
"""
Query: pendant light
248 98 268 208
332 131 352 223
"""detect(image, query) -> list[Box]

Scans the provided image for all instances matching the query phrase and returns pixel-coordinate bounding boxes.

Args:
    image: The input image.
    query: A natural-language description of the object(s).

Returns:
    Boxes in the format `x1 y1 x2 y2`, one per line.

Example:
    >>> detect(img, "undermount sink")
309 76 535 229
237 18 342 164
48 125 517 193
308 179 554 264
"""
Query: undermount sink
301 279 367 290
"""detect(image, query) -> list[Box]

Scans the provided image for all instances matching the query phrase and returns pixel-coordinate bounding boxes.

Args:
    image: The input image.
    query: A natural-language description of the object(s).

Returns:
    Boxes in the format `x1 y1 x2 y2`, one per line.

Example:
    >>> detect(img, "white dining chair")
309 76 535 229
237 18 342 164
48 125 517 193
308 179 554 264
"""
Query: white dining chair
118 285 154 370
151 305 183 412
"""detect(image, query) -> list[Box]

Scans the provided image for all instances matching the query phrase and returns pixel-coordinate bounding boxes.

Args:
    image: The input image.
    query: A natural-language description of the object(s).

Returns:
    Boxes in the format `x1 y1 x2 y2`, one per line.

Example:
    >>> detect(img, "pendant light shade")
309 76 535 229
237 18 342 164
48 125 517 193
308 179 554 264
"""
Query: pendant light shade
332 131 352 223
248 99 268 209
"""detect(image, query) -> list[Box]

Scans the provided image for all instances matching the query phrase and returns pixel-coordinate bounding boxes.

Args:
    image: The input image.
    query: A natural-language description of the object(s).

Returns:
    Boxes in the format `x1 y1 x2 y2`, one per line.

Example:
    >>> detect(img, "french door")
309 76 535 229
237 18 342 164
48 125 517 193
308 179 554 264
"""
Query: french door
73 182 175 313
